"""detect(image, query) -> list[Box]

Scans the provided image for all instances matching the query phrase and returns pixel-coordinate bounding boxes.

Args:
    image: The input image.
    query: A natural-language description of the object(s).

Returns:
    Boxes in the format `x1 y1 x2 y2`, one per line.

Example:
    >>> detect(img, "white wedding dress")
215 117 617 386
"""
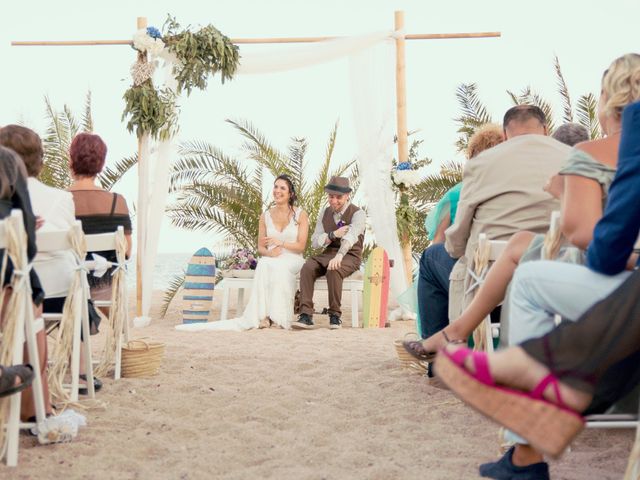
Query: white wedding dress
176 208 305 331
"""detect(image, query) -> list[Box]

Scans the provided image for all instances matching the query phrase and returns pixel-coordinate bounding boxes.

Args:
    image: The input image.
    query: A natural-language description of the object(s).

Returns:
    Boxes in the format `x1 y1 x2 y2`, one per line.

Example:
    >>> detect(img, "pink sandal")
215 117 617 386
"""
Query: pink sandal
434 346 585 458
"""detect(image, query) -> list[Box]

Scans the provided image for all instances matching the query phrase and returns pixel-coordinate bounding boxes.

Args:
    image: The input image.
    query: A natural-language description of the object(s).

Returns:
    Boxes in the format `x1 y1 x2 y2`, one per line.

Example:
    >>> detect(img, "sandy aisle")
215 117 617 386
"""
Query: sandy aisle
1 290 633 479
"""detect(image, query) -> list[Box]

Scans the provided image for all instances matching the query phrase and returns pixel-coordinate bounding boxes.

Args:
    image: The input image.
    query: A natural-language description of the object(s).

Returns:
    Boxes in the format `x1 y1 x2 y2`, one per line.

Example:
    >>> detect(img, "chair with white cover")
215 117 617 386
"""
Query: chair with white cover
468 233 508 353
37 221 96 403
0 210 47 466
85 227 129 380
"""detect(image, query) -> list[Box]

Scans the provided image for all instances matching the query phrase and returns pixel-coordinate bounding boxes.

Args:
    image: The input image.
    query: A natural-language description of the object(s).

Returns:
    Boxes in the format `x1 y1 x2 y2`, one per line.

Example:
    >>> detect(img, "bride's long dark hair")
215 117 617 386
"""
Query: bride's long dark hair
274 174 299 225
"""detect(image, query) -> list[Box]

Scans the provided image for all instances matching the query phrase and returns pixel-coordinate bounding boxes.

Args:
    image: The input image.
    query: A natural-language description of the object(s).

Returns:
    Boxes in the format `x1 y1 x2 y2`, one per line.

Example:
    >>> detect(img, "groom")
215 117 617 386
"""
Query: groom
293 176 366 330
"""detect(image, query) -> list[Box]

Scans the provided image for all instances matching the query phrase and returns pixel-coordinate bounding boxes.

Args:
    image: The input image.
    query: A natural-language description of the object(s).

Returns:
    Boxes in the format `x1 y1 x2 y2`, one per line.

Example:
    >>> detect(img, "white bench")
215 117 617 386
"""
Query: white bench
219 273 364 328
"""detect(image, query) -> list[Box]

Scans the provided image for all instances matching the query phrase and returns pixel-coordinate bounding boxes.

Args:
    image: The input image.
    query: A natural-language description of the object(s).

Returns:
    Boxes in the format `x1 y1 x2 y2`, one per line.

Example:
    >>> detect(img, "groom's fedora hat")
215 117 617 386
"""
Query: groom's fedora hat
324 176 352 194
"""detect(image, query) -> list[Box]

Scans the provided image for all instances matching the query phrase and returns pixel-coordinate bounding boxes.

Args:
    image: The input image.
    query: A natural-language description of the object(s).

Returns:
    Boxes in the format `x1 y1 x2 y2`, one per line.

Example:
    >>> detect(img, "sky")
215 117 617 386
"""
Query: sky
1 0 637 253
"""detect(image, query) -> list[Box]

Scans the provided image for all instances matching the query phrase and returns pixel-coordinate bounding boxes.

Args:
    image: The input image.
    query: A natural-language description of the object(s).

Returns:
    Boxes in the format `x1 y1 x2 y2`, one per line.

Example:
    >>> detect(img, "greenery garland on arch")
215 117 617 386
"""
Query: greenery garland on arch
122 15 240 140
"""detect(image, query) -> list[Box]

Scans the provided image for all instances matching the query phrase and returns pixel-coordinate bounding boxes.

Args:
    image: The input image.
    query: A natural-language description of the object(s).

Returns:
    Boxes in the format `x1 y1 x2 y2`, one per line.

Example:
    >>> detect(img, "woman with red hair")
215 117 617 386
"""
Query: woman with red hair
68 133 132 303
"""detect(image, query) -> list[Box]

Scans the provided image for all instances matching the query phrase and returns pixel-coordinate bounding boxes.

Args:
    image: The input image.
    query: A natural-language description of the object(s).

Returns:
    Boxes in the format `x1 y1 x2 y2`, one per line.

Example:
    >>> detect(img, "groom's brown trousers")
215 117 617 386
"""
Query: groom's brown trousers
298 250 361 317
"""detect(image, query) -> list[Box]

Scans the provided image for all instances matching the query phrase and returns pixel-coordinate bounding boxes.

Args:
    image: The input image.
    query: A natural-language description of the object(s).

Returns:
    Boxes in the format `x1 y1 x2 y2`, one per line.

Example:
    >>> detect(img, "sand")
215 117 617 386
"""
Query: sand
1 290 633 479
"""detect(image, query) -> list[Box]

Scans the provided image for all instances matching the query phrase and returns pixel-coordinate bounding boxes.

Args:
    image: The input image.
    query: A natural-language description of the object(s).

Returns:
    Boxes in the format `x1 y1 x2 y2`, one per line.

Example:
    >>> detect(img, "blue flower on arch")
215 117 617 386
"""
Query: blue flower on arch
146 26 162 39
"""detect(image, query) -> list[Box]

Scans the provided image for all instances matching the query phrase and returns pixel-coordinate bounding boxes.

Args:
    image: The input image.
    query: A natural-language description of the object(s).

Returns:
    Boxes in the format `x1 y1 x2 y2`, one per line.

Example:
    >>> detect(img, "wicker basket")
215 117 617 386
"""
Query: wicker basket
121 339 165 378
393 333 428 374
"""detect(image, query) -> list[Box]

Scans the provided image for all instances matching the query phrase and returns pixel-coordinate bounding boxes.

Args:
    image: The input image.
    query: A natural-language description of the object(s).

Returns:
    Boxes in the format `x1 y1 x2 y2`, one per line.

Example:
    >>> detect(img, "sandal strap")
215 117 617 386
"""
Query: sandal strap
530 374 568 409
447 347 494 386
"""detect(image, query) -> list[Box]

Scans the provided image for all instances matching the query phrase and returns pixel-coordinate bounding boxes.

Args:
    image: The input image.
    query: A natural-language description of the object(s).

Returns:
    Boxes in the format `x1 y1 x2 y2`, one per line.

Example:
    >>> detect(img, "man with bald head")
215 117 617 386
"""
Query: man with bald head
417 105 570 343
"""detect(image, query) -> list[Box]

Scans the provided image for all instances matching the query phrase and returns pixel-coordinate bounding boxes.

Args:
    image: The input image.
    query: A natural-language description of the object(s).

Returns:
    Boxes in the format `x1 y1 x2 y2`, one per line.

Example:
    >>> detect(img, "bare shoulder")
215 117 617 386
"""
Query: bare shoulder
575 137 618 167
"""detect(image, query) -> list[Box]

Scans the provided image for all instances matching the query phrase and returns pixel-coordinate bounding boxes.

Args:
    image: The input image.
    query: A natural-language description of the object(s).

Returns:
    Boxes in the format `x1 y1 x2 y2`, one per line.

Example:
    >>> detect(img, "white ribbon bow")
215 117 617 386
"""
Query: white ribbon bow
464 265 488 296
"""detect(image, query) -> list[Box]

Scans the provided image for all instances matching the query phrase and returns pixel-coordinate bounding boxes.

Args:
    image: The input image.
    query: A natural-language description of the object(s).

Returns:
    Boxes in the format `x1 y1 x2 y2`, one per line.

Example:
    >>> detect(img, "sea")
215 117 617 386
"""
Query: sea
126 253 194 291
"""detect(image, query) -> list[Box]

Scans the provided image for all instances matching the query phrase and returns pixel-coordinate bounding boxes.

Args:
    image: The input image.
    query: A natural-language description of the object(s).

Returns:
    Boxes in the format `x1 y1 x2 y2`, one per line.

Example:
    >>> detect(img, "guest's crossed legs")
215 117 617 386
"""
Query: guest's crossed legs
503 260 631 443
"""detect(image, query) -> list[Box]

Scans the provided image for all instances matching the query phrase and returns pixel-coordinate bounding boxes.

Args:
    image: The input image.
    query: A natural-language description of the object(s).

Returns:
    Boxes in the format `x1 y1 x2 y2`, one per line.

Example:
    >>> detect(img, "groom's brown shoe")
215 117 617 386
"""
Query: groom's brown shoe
292 314 314 330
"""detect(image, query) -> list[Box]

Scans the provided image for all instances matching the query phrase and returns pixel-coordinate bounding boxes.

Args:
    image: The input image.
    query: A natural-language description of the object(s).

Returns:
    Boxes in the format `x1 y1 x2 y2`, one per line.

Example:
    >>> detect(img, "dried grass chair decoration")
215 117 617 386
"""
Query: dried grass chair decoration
469 236 492 352
46 222 96 405
93 227 129 379
0 210 47 465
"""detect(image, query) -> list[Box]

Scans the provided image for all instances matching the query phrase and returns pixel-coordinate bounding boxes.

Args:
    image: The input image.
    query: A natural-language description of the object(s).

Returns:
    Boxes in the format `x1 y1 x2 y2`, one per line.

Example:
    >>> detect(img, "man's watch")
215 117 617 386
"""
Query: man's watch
328 231 336 241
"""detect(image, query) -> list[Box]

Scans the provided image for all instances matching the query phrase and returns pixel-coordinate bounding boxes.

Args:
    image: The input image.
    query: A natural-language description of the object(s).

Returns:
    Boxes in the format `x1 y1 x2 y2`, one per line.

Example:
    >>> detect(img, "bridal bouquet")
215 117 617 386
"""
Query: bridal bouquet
226 248 258 270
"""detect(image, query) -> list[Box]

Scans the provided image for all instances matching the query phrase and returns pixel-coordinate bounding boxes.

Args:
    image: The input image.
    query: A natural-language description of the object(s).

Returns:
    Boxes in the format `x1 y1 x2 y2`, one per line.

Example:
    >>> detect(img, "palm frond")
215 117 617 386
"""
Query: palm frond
39 96 73 189
554 55 573 124
160 272 185 318
287 136 307 194
171 140 251 191
576 93 602 140
506 87 556 133
411 161 463 208
227 118 289 175
81 91 94 133
98 154 138 191
453 83 493 153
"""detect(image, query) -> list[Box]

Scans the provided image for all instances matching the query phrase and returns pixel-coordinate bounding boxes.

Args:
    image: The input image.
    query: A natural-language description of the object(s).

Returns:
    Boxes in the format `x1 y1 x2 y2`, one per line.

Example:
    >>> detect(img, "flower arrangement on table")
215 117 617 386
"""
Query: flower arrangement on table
123 15 240 140
221 248 258 277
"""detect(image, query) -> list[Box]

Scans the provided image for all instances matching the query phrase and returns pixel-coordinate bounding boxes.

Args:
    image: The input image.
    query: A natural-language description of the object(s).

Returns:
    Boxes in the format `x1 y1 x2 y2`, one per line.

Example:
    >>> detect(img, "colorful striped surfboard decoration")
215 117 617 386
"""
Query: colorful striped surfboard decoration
182 248 216 324
362 247 390 328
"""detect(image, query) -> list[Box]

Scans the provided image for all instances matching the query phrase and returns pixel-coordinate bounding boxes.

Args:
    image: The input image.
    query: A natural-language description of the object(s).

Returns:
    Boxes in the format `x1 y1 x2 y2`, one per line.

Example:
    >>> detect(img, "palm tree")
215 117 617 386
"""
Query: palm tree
39 92 137 191
405 56 603 255
454 56 602 154
161 119 358 316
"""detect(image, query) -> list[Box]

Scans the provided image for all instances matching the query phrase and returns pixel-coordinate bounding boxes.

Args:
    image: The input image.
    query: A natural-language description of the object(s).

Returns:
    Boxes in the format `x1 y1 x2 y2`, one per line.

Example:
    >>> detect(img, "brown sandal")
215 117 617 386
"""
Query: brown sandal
402 330 465 362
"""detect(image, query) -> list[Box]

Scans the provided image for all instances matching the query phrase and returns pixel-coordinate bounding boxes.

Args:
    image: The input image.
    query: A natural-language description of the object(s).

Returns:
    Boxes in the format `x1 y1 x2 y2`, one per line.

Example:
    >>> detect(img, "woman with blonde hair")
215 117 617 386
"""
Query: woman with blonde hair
406 53 640 362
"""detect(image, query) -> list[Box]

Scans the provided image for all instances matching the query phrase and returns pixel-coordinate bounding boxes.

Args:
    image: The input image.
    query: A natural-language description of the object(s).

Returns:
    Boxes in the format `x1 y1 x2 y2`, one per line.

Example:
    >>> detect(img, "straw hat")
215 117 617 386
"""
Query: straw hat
324 176 352 194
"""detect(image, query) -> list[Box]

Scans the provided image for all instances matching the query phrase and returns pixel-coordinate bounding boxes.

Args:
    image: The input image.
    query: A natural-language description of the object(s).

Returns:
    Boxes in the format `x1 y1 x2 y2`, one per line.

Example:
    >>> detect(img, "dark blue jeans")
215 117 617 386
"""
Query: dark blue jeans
417 243 458 339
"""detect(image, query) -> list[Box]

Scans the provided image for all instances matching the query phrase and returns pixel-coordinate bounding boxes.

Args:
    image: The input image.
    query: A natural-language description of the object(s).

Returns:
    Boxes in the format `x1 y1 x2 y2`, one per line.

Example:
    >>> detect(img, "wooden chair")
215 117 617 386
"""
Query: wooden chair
36 222 96 402
85 227 130 380
1 210 47 467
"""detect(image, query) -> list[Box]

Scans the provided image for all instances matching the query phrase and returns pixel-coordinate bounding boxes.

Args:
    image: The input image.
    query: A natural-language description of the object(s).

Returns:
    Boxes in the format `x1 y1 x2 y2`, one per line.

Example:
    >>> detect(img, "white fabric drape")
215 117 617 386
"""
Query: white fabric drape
237 31 391 75
136 30 410 322
348 41 408 299
135 61 177 326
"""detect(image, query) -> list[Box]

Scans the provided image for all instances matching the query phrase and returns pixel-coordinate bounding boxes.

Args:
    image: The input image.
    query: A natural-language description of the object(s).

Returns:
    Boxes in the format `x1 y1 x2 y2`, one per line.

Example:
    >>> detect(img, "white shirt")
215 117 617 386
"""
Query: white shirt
28 178 76 298
311 202 366 256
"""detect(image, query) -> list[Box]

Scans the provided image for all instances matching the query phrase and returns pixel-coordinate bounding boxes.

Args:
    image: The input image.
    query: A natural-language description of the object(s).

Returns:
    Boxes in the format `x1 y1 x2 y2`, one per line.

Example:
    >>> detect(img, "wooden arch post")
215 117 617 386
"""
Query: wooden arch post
394 10 413 287
135 16 147 318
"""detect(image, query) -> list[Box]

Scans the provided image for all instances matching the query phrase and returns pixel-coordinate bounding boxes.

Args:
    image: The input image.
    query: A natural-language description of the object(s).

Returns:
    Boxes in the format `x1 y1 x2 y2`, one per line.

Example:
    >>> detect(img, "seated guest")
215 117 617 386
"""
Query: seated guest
0 125 76 313
437 91 640 478
68 133 132 306
551 122 589 147
424 124 505 244
0 145 54 422
407 53 637 359
415 106 569 343
417 124 504 338
0 125 100 394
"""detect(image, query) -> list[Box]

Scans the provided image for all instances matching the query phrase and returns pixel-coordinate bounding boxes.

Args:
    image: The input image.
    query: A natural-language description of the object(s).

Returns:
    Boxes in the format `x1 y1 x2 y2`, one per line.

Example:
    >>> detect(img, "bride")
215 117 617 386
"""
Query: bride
176 174 309 331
